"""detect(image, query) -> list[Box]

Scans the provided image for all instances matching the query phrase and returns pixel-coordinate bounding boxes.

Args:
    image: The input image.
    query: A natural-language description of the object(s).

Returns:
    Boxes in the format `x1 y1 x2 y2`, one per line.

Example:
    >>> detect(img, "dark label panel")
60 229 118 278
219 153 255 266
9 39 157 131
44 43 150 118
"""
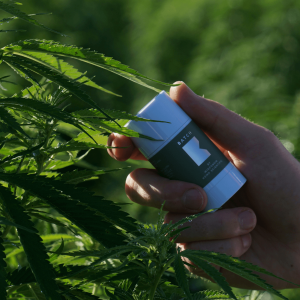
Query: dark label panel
149 121 228 187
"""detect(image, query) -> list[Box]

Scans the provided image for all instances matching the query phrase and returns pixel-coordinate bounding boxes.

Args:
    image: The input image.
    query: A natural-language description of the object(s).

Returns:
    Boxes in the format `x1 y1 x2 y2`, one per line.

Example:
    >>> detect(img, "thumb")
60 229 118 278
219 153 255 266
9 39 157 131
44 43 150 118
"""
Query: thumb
170 82 270 157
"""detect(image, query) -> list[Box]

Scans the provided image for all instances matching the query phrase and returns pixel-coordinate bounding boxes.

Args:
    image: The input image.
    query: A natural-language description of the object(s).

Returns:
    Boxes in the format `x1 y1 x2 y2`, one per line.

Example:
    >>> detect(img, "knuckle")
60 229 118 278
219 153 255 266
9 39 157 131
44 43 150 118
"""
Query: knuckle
213 213 239 239
230 237 246 257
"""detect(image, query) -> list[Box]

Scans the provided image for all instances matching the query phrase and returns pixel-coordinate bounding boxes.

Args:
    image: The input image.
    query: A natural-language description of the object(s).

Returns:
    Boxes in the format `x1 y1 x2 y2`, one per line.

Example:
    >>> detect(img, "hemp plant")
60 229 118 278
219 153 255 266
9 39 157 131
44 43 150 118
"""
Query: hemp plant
0 1 297 299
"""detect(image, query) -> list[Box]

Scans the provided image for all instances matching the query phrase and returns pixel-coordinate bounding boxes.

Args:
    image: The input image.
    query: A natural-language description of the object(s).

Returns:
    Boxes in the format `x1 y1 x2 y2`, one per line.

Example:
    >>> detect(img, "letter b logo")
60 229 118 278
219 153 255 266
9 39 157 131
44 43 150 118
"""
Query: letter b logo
182 137 211 166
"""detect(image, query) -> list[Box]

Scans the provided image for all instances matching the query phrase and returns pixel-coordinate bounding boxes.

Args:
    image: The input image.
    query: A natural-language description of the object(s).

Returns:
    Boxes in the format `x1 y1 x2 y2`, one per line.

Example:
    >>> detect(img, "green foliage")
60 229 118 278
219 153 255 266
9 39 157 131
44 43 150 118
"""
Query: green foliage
174 253 192 299
0 185 62 300
0 0 63 35
181 253 236 300
0 226 7 299
2 39 178 92
0 2 295 300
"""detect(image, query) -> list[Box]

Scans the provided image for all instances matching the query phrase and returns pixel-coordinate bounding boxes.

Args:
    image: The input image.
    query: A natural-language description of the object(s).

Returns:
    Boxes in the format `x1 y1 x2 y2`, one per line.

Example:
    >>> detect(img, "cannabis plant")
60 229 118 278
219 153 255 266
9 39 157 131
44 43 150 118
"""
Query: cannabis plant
0 1 296 300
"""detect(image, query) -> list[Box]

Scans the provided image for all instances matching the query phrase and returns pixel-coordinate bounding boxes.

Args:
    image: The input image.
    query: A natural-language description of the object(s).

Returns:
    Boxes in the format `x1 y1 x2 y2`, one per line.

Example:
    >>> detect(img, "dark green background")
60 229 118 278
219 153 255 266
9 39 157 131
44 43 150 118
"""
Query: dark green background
1 1 300 298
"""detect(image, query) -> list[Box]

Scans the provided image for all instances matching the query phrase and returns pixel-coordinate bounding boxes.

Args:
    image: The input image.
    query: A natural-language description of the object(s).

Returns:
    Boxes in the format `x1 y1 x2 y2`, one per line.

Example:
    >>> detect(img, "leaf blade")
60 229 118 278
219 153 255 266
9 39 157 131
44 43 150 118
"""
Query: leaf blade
182 253 236 300
3 55 119 125
0 1 64 35
2 39 179 91
0 107 29 138
0 226 7 299
182 250 290 300
0 173 136 247
18 51 121 96
0 216 36 233
0 97 96 143
0 185 63 300
174 253 192 300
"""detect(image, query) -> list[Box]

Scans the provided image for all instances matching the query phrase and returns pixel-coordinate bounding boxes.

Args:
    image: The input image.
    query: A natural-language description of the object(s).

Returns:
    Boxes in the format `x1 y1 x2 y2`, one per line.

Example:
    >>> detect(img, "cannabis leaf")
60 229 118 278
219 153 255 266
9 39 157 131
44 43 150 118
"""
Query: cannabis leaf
2 39 179 92
0 1 64 35
174 252 192 300
0 185 63 300
182 250 290 300
0 226 7 299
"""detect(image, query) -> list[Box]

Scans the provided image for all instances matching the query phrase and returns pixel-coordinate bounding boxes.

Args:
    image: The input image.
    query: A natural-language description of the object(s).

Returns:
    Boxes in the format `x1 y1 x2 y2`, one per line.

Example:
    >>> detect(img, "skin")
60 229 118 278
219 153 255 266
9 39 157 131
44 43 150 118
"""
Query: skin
107 82 300 289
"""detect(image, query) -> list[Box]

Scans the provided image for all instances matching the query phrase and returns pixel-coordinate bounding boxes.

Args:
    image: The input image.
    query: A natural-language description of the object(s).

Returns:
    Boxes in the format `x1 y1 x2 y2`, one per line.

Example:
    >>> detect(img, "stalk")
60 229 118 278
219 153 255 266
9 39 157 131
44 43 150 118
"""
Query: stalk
148 257 175 300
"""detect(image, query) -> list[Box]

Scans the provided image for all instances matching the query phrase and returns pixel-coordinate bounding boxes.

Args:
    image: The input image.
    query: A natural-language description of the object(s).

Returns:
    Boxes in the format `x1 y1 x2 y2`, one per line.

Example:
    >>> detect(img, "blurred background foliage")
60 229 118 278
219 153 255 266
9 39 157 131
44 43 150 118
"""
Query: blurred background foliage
1 0 300 298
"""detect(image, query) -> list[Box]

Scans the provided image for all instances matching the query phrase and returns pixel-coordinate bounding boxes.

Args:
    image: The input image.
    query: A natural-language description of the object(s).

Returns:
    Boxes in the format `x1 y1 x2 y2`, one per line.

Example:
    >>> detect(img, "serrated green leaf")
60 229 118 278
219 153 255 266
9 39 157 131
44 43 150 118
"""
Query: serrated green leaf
56 168 128 185
198 252 299 289
0 226 7 299
6 264 87 287
4 58 41 87
47 141 111 155
73 108 169 123
2 39 179 91
181 250 290 300
0 140 45 166
105 285 135 300
59 283 100 300
0 173 136 247
17 51 120 96
0 121 16 135
181 253 236 300
40 234 77 243
86 118 160 140
0 1 64 35
29 283 47 300
49 238 64 263
0 13 51 24
13 81 49 98
0 185 62 300
27 212 66 227
0 97 96 143
3 55 118 125
51 245 140 259
7 266 36 285
0 216 36 233
73 129 108 144
0 107 29 138
191 290 236 300
174 253 191 300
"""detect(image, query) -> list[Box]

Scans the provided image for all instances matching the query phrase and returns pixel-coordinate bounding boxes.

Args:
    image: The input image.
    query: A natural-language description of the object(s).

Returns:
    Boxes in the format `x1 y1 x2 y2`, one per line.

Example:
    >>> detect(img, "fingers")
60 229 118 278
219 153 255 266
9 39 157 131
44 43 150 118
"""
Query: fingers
166 207 257 242
180 234 252 277
107 133 147 161
170 82 273 158
183 233 252 259
125 168 207 213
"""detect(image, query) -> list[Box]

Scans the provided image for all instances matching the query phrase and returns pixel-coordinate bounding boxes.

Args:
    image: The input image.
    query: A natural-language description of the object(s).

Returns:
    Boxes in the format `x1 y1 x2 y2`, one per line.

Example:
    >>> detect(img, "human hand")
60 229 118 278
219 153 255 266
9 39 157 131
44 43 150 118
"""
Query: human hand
107 82 300 289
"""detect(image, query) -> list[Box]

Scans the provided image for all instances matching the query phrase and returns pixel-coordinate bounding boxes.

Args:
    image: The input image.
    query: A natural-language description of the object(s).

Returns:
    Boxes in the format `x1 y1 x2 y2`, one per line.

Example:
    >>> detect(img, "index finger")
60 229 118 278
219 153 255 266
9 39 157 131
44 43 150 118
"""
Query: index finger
107 133 147 161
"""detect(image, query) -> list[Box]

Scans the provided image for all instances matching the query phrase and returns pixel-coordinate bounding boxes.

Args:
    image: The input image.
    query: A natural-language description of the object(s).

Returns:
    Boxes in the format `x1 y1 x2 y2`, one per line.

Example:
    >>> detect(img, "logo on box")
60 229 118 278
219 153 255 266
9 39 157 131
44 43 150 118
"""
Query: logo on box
182 137 211 166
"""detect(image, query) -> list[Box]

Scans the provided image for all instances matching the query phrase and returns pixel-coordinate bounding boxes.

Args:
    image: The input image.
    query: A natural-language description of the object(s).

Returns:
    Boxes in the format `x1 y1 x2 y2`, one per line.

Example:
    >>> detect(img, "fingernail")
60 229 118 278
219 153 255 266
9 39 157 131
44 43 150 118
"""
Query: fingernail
239 210 255 230
182 189 203 211
241 234 251 248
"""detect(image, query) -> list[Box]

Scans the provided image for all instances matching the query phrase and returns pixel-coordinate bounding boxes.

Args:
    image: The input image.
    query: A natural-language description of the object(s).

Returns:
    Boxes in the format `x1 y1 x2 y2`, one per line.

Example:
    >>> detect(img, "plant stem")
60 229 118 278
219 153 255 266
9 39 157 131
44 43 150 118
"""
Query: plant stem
149 266 165 300
148 257 175 300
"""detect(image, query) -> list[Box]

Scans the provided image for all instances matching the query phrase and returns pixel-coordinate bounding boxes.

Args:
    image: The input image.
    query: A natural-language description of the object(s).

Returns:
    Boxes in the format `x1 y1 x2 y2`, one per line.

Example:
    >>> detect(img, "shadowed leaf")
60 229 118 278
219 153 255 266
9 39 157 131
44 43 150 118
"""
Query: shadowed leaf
0 185 63 300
